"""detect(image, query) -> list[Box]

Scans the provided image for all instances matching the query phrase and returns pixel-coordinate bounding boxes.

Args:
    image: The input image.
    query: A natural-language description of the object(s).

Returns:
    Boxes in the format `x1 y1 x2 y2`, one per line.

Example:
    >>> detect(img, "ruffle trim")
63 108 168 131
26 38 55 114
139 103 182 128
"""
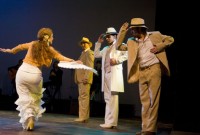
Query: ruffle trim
15 88 46 129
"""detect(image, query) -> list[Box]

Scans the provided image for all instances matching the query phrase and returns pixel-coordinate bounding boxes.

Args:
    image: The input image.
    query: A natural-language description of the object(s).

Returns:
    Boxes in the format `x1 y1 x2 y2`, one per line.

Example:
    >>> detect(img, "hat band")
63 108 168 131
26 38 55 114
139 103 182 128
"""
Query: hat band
131 24 145 26
106 32 118 35
81 41 89 43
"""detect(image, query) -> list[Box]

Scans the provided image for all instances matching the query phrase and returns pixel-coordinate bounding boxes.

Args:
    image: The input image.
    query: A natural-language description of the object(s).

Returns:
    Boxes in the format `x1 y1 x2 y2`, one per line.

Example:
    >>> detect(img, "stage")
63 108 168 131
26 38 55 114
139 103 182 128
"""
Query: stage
0 110 198 135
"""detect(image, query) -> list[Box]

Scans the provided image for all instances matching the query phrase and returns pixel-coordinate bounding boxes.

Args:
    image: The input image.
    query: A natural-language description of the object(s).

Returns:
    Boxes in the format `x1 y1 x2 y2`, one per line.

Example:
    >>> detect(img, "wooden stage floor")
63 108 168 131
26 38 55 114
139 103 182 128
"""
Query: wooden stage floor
0 110 199 135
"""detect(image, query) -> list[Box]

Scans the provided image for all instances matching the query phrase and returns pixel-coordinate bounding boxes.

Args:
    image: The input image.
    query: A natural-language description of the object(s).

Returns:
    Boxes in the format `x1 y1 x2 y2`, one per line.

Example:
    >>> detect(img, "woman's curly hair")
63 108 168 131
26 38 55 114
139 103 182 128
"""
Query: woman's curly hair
32 28 54 67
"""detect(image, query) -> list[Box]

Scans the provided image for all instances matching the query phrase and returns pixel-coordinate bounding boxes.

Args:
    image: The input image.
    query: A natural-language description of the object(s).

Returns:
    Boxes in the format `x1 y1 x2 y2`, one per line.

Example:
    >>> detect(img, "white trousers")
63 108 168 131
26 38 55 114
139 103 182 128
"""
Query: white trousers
103 72 119 126
15 62 46 129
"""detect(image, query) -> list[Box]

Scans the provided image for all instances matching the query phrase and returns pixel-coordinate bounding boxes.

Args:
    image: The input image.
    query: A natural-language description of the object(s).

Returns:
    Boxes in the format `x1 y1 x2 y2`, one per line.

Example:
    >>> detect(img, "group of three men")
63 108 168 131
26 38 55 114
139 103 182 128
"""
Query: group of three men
74 17 174 135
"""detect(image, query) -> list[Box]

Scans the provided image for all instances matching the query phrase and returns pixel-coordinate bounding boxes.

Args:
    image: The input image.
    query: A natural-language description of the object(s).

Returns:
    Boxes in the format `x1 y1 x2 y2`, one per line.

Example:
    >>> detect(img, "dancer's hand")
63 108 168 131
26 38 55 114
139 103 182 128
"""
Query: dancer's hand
120 22 129 32
75 60 83 64
0 48 11 53
150 45 158 53
82 78 88 84
97 34 104 43
110 58 117 66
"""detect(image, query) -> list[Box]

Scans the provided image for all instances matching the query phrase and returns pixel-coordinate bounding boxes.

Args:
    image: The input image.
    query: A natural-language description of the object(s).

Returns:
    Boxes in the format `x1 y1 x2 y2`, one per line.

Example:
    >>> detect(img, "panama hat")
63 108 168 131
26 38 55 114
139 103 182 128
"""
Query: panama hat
105 27 118 36
79 37 92 47
129 18 148 29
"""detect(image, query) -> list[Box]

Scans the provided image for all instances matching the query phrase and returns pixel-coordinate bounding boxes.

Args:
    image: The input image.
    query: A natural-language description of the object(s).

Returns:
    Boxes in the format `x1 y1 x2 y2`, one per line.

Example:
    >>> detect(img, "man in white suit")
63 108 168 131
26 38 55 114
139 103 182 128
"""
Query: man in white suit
94 27 128 129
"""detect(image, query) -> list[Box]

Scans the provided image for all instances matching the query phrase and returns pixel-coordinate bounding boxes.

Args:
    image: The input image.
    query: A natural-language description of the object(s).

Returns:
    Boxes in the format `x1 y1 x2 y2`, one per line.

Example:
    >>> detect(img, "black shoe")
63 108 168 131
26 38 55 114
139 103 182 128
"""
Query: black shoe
136 131 156 135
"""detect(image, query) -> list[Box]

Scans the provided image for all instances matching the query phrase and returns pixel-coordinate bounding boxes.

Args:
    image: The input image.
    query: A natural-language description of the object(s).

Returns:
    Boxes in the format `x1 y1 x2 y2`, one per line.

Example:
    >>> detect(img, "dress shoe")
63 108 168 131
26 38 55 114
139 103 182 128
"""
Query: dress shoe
99 124 116 129
26 117 35 131
136 131 156 135
74 118 88 123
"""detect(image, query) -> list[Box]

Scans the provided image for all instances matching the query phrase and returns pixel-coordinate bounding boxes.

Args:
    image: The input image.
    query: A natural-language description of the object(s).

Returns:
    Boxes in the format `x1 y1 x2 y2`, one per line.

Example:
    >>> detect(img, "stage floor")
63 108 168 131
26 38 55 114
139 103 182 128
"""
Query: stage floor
0 110 199 135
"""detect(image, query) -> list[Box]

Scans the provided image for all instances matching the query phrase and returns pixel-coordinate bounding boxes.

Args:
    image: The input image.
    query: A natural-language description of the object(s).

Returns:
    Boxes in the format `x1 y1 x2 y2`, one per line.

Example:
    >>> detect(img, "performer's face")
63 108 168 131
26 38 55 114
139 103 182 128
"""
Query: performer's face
80 42 90 50
130 27 146 39
48 34 54 45
105 34 116 45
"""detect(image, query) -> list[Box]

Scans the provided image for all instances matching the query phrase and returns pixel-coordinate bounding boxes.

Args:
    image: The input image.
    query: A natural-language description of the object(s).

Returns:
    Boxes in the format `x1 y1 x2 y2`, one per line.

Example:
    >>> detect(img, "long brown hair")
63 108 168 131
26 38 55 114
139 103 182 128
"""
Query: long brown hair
32 28 54 67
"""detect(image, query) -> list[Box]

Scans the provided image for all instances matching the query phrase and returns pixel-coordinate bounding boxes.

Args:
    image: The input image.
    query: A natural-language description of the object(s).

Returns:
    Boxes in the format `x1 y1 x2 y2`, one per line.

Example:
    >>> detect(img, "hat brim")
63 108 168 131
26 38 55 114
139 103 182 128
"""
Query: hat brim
129 25 148 29
79 41 92 47
104 32 118 37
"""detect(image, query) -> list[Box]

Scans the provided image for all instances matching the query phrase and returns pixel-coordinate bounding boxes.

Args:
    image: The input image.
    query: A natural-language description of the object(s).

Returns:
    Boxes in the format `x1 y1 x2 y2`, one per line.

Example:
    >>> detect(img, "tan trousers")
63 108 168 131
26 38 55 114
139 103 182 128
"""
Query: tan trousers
139 63 161 132
78 83 91 120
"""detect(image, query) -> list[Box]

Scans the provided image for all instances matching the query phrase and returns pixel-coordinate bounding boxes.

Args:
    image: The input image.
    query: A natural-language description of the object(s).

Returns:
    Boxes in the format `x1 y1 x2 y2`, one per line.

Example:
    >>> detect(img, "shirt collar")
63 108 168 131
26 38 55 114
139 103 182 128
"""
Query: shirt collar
84 48 90 52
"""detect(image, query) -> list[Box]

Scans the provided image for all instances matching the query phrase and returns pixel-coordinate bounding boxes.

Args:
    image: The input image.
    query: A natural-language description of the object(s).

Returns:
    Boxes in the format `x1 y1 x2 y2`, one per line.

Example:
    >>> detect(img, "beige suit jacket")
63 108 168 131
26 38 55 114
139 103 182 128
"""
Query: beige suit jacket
127 31 174 83
74 49 94 84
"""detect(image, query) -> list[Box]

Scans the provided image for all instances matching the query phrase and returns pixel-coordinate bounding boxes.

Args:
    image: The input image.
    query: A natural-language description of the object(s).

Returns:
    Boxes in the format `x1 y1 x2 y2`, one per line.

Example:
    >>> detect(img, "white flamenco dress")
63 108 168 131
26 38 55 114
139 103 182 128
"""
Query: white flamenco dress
14 61 97 129
15 62 46 129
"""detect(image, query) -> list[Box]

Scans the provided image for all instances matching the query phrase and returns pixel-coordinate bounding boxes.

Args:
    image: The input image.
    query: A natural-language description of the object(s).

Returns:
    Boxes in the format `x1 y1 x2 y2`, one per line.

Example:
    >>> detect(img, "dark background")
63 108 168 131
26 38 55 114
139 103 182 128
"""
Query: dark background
0 0 156 102
156 0 199 133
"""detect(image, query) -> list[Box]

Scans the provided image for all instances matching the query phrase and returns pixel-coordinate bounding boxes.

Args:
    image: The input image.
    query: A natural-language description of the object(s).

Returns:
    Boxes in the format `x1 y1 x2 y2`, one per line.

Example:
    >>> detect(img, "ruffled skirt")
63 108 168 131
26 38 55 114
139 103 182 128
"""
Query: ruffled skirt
15 63 46 129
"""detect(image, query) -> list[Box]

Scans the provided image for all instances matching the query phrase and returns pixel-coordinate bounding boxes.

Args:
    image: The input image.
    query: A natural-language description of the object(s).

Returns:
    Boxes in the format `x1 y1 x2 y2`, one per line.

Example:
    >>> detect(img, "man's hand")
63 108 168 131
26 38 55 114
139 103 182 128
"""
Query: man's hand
97 34 104 43
150 45 158 53
82 78 88 84
118 43 128 51
110 58 117 66
120 22 129 31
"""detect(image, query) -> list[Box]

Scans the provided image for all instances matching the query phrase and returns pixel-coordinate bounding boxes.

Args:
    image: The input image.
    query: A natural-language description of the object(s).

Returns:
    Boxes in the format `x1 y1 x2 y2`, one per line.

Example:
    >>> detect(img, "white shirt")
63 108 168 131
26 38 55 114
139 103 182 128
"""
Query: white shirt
137 34 159 68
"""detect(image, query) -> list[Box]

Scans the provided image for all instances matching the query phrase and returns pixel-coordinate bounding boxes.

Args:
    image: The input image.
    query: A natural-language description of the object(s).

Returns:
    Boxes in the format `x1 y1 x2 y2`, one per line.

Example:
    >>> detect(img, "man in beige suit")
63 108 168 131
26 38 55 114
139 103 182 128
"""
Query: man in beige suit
74 37 94 122
117 18 174 135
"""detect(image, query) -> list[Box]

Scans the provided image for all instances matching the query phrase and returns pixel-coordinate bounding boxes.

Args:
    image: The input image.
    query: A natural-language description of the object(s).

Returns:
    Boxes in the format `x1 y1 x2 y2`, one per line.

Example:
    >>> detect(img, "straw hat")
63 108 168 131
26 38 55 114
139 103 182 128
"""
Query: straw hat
79 37 92 47
129 18 148 29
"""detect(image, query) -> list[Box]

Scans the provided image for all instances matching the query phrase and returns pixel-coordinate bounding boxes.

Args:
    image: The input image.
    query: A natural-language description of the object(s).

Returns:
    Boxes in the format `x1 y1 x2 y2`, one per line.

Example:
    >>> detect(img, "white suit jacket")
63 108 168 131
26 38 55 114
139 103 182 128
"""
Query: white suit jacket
94 41 128 92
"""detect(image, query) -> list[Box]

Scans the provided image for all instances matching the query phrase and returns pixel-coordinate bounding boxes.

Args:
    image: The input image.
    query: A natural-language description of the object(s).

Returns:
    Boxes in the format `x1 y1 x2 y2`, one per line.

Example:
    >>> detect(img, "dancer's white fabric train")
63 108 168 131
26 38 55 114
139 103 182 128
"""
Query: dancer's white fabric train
58 61 98 75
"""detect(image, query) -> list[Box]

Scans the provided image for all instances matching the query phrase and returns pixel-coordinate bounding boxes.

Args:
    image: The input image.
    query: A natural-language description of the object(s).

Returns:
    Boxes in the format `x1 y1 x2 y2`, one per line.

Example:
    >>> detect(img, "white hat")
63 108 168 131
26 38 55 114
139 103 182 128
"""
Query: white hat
105 27 118 35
